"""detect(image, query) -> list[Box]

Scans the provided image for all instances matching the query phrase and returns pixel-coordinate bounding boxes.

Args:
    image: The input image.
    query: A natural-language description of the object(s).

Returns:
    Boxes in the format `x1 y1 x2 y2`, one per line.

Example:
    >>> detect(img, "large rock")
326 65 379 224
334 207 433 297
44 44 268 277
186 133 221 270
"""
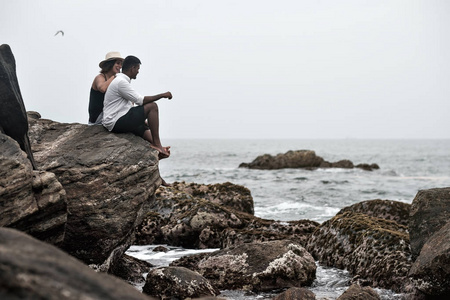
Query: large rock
306 211 412 292
0 44 36 168
409 187 450 260
239 150 379 171
0 133 67 245
338 199 410 227
408 220 450 297
175 240 316 292
135 184 318 249
336 284 380 300
143 266 219 299
272 287 316 300
0 227 155 300
28 113 162 264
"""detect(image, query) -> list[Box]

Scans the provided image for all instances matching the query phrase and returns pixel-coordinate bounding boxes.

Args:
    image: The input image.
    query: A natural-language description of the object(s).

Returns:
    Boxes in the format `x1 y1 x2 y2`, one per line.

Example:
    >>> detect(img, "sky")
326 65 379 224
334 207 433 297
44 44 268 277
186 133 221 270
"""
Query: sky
1 0 449 139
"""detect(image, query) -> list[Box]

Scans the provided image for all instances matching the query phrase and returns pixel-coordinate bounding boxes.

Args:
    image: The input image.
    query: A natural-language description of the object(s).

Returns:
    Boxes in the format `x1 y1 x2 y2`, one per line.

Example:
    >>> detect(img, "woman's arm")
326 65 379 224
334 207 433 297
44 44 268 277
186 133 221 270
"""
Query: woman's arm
92 74 115 93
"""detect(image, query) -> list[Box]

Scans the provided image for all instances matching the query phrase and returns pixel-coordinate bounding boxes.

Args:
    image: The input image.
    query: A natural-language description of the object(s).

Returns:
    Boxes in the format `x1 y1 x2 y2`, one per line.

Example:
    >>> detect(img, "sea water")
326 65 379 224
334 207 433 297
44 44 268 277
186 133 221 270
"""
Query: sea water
126 139 450 299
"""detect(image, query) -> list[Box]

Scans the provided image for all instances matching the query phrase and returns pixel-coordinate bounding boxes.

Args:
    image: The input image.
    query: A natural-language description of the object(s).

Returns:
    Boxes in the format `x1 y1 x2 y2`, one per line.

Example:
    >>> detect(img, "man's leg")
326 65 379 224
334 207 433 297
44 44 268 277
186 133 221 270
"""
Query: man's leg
143 102 170 157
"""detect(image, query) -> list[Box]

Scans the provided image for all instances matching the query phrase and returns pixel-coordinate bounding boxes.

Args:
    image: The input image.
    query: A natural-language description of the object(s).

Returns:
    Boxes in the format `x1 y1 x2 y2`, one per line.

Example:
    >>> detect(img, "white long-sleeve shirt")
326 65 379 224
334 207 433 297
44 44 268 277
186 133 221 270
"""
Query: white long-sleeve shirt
102 73 145 131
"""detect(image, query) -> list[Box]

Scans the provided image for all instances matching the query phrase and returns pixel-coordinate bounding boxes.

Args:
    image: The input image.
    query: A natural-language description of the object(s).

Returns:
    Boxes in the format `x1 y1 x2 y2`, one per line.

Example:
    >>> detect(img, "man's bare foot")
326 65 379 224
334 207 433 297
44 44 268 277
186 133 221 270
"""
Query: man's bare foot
150 145 170 159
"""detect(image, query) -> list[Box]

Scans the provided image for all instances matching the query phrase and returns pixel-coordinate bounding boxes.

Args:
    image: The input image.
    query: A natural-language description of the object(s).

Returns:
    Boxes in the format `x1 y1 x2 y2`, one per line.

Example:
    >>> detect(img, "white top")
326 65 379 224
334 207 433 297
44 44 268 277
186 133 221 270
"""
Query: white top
102 73 144 131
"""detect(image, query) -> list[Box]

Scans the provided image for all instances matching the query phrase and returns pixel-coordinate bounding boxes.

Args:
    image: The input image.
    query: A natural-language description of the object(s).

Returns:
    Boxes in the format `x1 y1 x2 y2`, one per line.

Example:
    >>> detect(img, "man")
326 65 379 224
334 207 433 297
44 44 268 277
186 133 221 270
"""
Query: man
103 55 172 158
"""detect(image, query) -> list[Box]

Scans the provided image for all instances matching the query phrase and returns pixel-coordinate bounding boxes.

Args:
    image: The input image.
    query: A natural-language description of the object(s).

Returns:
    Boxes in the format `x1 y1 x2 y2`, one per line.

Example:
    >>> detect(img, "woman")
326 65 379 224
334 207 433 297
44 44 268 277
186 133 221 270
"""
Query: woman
88 51 123 125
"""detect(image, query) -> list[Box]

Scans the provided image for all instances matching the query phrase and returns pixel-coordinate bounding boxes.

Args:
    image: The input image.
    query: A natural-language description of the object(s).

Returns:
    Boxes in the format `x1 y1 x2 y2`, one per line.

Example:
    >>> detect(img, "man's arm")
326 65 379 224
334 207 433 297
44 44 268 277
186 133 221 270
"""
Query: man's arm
143 92 172 104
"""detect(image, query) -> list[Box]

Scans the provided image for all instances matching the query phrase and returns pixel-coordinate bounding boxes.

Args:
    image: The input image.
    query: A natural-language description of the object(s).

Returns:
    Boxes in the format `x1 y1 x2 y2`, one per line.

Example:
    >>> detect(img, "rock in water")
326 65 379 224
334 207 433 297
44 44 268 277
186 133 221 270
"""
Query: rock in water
0 44 36 169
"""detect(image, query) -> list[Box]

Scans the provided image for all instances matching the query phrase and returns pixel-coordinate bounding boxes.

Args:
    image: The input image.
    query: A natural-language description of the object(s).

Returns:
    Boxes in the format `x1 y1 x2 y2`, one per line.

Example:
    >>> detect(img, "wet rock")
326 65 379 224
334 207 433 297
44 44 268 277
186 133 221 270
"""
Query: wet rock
184 240 316 292
135 185 318 249
143 266 219 299
272 287 316 300
409 187 450 260
409 220 450 297
306 211 411 292
336 284 380 300
0 227 155 300
0 133 67 245
28 114 162 265
239 149 378 171
0 44 36 168
109 254 153 286
169 181 254 215
338 199 410 227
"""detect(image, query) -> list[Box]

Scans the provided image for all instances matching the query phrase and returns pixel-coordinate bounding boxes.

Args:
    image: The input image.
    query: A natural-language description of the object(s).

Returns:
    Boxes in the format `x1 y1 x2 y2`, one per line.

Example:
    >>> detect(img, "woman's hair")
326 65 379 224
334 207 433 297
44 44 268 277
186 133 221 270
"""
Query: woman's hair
122 56 141 72
100 59 117 74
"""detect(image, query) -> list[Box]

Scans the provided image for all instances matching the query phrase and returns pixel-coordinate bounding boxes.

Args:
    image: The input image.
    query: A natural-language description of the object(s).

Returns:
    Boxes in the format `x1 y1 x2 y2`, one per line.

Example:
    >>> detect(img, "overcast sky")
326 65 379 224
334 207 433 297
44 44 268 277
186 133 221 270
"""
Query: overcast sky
1 0 449 139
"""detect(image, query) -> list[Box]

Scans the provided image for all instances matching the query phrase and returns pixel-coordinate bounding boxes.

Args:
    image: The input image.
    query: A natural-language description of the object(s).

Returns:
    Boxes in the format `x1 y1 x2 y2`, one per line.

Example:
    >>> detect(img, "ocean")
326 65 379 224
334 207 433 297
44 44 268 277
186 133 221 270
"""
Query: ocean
127 139 450 299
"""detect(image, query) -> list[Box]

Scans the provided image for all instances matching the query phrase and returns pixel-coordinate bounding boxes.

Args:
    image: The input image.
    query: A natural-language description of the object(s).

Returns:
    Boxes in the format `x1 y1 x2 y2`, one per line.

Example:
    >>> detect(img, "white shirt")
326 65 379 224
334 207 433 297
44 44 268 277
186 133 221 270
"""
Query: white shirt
102 73 144 131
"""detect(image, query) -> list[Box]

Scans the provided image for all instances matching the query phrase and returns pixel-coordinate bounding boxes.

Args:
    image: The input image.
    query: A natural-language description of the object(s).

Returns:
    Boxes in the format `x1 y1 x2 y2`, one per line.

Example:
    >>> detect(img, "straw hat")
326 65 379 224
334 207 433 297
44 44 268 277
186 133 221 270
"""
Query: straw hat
99 51 124 68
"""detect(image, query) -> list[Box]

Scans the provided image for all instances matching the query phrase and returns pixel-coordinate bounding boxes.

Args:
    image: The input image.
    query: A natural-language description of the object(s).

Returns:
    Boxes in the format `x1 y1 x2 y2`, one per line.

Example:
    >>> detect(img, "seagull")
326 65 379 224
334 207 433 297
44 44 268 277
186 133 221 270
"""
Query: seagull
54 30 64 37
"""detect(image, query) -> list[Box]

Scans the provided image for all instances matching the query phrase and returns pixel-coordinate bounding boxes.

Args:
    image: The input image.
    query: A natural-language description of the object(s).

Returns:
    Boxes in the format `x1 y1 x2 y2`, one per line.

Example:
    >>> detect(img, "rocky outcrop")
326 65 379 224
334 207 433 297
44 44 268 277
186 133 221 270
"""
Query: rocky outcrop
239 150 379 171
0 133 67 245
409 220 450 297
336 284 380 300
28 113 162 265
272 287 316 300
0 44 36 168
306 211 411 292
0 227 155 300
338 199 410 227
135 184 318 249
409 187 450 260
143 266 219 299
173 240 316 292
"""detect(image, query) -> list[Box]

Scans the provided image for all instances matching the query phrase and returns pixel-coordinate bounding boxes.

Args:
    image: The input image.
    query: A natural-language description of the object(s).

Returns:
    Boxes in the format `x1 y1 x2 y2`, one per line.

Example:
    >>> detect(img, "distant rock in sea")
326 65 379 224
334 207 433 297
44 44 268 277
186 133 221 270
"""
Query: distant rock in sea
239 149 379 171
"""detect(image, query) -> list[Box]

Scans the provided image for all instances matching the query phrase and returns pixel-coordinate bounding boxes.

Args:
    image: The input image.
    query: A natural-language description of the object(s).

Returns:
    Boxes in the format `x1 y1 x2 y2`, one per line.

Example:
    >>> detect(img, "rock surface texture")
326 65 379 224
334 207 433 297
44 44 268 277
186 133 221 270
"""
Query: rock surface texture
0 44 36 168
28 113 162 264
0 227 156 300
0 133 67 245
336 284 380 300
239 149 379 170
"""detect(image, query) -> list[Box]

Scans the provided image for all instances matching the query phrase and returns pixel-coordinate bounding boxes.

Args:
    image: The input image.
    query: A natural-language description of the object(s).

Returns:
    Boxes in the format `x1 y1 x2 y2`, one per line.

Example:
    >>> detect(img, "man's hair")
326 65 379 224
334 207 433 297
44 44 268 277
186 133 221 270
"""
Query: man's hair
122 55 141 72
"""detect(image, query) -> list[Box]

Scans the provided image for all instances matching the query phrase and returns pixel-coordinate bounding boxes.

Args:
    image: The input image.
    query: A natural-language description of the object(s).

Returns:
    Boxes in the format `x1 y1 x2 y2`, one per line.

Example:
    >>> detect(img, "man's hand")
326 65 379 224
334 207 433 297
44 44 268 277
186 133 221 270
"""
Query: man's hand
165 92 172 100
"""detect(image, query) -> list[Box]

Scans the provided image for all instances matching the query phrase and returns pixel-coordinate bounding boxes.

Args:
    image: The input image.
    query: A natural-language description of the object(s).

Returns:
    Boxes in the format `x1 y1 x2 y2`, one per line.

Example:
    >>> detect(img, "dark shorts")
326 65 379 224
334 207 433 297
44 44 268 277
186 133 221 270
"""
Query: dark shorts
112 106 148 137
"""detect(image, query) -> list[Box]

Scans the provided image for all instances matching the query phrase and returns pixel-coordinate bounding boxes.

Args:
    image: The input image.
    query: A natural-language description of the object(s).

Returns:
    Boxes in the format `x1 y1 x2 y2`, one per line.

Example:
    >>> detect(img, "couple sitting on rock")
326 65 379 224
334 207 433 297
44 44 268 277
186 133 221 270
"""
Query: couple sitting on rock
88 52 172 159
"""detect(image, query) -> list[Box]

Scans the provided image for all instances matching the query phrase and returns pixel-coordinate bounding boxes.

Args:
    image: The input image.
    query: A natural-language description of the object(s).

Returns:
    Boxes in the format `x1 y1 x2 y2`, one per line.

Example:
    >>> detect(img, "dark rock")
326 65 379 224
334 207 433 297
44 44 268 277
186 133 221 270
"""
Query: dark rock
28 115 162 264
409 187 450 260
306 211 412 292
336 284 380 300
338 199 410 227
169 181 254 215
409 220 450 297
143 266 219 299
153 245 169 252
0 133 67 245
135 185 318 249
191 240 316 292
273 287 316 300
0 227 155 300
0 44 36 168
239 149 378 171
109 254 153 286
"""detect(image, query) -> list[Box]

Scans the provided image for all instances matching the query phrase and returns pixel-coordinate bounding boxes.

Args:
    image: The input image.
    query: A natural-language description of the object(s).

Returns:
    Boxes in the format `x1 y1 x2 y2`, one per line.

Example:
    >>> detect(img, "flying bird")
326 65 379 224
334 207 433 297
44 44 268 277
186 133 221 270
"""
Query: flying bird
54 30 64 37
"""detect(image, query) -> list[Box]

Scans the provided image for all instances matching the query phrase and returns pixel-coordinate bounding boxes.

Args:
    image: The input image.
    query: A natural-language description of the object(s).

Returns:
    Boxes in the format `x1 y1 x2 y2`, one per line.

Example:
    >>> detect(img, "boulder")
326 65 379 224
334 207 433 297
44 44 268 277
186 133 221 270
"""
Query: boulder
0 227 155 300
409 187 450 259
0 133 67 245
409 220 450 297
239 149 379 171
178 240 316 292
28 114 162 264
336 284 380 300
143 266 219 299
272 287 316 300
109 254 153 287
338 199 410 227
306 211 412 292
135 185 318 249
0 44 36 168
